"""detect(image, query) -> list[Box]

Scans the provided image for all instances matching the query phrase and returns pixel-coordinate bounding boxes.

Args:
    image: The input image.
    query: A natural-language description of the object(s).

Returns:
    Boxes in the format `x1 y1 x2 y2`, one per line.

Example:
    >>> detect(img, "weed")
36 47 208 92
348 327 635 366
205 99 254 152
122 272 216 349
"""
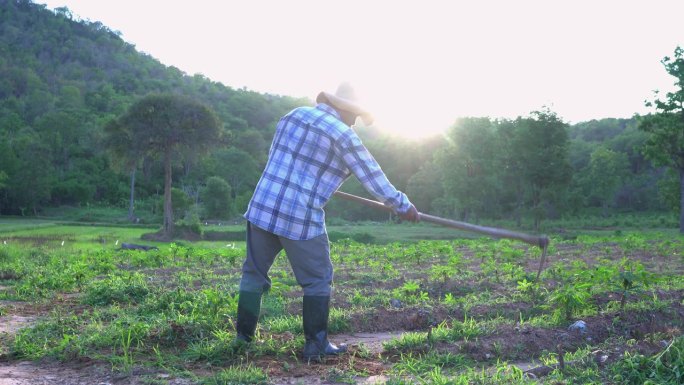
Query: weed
200 365 268 385
83 272 150 306
610 336 684 384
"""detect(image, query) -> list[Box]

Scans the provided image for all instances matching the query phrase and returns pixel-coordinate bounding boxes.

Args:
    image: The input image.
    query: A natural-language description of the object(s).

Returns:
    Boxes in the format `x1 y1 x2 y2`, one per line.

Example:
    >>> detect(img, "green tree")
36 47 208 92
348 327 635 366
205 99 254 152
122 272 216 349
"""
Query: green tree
205 148 260 198
509 109 572 230
586 147 630 216
171 187 192 219
438 118 502 221
639 46 684 232
202 176 232 219
112 94 221 238
8 128 54 215
407 161 444 213
104 113 140 221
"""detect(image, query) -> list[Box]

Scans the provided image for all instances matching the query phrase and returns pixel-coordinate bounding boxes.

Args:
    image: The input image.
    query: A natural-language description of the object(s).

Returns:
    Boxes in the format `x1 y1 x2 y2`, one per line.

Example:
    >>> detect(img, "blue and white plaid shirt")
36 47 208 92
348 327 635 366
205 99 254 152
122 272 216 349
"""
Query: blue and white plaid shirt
244 103 412 240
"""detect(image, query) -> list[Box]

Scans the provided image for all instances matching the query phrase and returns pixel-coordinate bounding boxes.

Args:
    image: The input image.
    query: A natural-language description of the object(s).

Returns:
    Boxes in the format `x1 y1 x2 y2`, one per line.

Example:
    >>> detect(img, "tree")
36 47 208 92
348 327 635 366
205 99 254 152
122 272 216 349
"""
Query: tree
407 161 444 213
8 128 54 215
202 176 232 218
104 114 140 221
112 94 221 239
509 109 572 230
438 118 502 222
586 147 630 216
205 148 260 198
639 46 684 232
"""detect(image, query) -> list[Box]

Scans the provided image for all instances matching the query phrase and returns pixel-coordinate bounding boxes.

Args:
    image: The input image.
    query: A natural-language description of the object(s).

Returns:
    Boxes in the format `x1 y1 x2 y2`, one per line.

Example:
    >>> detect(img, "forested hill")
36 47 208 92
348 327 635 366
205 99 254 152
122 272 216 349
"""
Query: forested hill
0 0 675 226
0 0 302 215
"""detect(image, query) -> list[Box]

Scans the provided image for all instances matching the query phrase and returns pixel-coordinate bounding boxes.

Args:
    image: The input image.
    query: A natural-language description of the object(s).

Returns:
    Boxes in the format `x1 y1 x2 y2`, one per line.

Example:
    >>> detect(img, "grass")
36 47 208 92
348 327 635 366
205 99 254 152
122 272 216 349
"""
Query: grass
0 217 683 383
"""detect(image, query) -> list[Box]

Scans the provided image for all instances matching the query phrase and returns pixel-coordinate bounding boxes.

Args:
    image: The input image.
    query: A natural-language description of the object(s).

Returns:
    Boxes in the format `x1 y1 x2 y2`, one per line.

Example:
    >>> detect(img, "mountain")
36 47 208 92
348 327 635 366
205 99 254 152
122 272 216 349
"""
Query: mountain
0 0 302 215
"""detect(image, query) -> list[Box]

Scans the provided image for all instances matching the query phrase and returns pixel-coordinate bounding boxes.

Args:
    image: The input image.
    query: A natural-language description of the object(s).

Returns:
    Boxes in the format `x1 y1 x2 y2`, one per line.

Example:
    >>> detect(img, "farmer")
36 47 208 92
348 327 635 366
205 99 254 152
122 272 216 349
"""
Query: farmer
235 83 419 362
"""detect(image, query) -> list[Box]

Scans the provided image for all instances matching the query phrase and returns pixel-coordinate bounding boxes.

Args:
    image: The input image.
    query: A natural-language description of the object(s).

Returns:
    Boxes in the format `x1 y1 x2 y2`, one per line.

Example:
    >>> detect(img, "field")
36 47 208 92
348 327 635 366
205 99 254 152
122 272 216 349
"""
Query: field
0 219 683 384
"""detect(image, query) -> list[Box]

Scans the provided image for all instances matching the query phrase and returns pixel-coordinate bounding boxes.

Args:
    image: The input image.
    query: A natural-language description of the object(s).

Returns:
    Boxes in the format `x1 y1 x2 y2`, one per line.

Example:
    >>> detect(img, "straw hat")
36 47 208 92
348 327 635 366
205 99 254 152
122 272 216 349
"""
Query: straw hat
316 82 373 125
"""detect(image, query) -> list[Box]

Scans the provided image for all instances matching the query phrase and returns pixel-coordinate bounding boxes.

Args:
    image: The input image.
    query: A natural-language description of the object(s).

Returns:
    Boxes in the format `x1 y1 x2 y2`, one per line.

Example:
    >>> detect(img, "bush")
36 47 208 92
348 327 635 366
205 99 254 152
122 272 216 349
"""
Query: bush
328 231 376 244
171 188 192 219
202 176 232 219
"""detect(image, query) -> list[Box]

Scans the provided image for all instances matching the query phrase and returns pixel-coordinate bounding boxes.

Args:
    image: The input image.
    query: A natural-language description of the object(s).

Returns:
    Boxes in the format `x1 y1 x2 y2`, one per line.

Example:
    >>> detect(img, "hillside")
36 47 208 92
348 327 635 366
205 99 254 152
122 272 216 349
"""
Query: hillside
0 0 675 226
0 0 301 216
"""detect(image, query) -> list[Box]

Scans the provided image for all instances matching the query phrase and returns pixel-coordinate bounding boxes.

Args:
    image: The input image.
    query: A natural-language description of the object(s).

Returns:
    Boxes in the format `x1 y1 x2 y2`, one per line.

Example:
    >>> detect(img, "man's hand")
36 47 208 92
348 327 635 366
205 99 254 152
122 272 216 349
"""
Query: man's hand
398 204 420 222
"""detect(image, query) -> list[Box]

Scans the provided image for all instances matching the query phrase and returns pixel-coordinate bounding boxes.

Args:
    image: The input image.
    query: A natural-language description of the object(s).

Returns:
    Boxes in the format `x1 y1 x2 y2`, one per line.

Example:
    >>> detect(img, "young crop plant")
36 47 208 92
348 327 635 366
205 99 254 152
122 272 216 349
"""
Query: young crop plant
382 262 400 279
442 293 459 307
494 240 526 262
391 280 430 305
548 282 593 321
429 264 457 285
614 259 652 313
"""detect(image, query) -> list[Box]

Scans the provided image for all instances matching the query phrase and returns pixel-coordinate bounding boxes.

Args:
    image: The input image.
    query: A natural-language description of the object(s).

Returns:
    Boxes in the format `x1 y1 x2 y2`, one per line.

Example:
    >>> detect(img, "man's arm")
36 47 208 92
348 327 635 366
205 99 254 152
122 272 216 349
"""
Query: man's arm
334 130 418 221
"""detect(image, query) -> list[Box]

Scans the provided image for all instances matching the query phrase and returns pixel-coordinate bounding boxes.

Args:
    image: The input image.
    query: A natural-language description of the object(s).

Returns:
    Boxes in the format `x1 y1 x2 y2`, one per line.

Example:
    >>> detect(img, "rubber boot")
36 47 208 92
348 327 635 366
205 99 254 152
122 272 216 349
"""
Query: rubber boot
302 295 347 363
235 291 262 342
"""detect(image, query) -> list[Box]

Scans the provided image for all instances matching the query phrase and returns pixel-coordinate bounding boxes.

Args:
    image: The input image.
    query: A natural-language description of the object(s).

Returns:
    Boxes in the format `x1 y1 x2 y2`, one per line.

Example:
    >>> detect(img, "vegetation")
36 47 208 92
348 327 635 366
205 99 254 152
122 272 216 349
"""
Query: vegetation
0 3 683 382
0 1 680 232
0 221 682 383
639 46 684 232
105 94 221 238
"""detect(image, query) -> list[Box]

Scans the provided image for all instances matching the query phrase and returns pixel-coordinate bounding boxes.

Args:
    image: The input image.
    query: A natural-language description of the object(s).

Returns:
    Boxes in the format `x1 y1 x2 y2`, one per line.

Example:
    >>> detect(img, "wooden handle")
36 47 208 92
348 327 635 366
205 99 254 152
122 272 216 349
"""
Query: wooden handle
333 191 549 249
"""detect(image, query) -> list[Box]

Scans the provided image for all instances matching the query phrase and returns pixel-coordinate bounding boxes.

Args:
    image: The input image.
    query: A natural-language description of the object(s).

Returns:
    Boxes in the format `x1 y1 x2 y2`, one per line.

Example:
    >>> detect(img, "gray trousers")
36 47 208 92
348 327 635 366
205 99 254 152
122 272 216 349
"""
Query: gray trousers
239 222 333 296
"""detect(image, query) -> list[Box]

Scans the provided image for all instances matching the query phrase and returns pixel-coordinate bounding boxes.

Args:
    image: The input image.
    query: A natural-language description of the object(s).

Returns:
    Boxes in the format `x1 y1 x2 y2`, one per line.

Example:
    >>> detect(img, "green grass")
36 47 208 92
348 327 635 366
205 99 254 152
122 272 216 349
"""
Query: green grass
0 217 682 384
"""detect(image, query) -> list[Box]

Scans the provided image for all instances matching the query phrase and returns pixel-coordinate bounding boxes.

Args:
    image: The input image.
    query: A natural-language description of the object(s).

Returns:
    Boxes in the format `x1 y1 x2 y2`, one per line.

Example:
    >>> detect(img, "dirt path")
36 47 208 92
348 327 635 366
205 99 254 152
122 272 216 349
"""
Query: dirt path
0 331 401 385
0 360 195 385
334 332 404 355
0 316 34 336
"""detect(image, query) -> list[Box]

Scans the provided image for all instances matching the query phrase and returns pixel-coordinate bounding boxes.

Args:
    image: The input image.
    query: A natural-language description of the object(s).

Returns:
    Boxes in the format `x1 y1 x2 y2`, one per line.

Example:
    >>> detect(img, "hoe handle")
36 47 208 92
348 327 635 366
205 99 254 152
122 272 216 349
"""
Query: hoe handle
333 191 549 249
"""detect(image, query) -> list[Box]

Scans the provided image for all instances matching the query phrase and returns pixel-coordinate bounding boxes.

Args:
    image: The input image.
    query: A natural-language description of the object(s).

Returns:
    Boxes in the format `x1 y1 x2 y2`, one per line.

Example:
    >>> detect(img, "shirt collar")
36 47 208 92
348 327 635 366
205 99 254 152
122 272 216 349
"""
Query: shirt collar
315 103 341 120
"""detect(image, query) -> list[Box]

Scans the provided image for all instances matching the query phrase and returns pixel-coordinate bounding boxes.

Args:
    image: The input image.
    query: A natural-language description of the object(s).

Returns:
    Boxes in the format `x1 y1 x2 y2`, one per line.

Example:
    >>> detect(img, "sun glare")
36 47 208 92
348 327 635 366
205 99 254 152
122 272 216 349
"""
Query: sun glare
360 96 451 140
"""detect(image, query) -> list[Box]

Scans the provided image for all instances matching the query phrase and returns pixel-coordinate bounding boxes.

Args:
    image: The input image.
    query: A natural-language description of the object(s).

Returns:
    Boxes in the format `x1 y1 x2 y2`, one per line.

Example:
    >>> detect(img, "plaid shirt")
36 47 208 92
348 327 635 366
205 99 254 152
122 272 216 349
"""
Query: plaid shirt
244 103 412 240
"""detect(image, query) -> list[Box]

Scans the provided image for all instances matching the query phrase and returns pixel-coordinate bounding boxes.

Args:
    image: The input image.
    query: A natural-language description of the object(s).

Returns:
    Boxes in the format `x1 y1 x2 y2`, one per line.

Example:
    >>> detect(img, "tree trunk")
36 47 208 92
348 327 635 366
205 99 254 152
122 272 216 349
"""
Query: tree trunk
680 167 684 234
128 168 136 222
602 201 608 218
163 150 174 239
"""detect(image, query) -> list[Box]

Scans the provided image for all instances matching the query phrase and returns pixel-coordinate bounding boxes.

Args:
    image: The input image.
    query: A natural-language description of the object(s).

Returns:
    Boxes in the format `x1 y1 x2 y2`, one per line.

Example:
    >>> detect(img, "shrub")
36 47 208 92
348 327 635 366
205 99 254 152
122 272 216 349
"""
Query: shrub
202 176 232 219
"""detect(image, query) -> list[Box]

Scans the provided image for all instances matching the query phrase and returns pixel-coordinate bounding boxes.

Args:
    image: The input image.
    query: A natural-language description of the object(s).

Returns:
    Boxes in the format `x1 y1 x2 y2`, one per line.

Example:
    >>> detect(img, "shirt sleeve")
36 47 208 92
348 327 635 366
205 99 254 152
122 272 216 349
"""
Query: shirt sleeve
334 129 412 213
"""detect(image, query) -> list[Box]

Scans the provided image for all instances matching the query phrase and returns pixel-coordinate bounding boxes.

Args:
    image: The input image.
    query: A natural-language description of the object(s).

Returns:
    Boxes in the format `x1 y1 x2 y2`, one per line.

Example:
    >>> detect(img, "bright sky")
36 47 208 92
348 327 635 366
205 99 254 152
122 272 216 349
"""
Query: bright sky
40 0 684 138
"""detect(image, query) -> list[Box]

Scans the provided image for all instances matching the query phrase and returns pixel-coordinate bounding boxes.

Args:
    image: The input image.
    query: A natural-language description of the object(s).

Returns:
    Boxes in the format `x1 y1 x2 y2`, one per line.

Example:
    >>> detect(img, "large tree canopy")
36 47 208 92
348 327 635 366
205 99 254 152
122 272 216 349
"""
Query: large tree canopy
109 94 221 238
639 46 684 232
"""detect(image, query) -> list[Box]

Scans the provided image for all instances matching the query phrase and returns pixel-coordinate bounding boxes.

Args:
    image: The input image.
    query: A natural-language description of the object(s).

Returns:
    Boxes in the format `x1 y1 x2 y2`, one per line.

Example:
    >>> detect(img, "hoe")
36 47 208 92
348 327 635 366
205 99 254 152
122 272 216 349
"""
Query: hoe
334 191 550 279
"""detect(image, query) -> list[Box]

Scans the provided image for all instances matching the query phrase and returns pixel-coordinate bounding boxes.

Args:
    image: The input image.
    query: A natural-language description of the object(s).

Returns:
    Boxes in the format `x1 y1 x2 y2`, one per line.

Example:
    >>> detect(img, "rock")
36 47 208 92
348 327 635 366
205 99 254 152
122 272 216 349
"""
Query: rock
389 299 402 308
568 320 587 334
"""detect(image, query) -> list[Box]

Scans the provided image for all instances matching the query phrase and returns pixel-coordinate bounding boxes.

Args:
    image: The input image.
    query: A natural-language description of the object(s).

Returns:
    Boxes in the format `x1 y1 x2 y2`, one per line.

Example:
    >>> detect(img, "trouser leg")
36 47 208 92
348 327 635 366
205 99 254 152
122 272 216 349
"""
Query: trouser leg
239 222 283 293
280 232 333 297
236 222 282 341
279 233 345 361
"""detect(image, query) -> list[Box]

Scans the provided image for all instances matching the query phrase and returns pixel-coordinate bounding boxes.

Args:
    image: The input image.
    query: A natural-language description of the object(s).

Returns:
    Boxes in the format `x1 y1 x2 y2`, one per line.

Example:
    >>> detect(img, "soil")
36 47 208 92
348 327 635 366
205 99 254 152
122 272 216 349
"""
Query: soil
0 359 193 385
0 238 682 384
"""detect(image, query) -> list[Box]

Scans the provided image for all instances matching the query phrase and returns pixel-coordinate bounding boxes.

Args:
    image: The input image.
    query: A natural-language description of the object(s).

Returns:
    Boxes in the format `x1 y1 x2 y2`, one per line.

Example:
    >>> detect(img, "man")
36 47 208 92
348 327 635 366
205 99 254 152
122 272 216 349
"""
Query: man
235 83 419 362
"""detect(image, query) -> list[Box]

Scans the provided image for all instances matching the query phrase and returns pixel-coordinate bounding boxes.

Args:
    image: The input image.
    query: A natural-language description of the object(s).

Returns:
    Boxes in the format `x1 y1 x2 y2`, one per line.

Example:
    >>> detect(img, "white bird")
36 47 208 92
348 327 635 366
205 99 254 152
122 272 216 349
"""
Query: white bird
61 240 65 246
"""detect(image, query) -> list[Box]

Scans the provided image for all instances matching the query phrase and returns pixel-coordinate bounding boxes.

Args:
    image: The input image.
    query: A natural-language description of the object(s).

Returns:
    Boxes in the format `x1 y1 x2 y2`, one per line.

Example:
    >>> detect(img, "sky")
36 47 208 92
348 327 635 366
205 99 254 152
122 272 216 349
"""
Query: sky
39 0 684 138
